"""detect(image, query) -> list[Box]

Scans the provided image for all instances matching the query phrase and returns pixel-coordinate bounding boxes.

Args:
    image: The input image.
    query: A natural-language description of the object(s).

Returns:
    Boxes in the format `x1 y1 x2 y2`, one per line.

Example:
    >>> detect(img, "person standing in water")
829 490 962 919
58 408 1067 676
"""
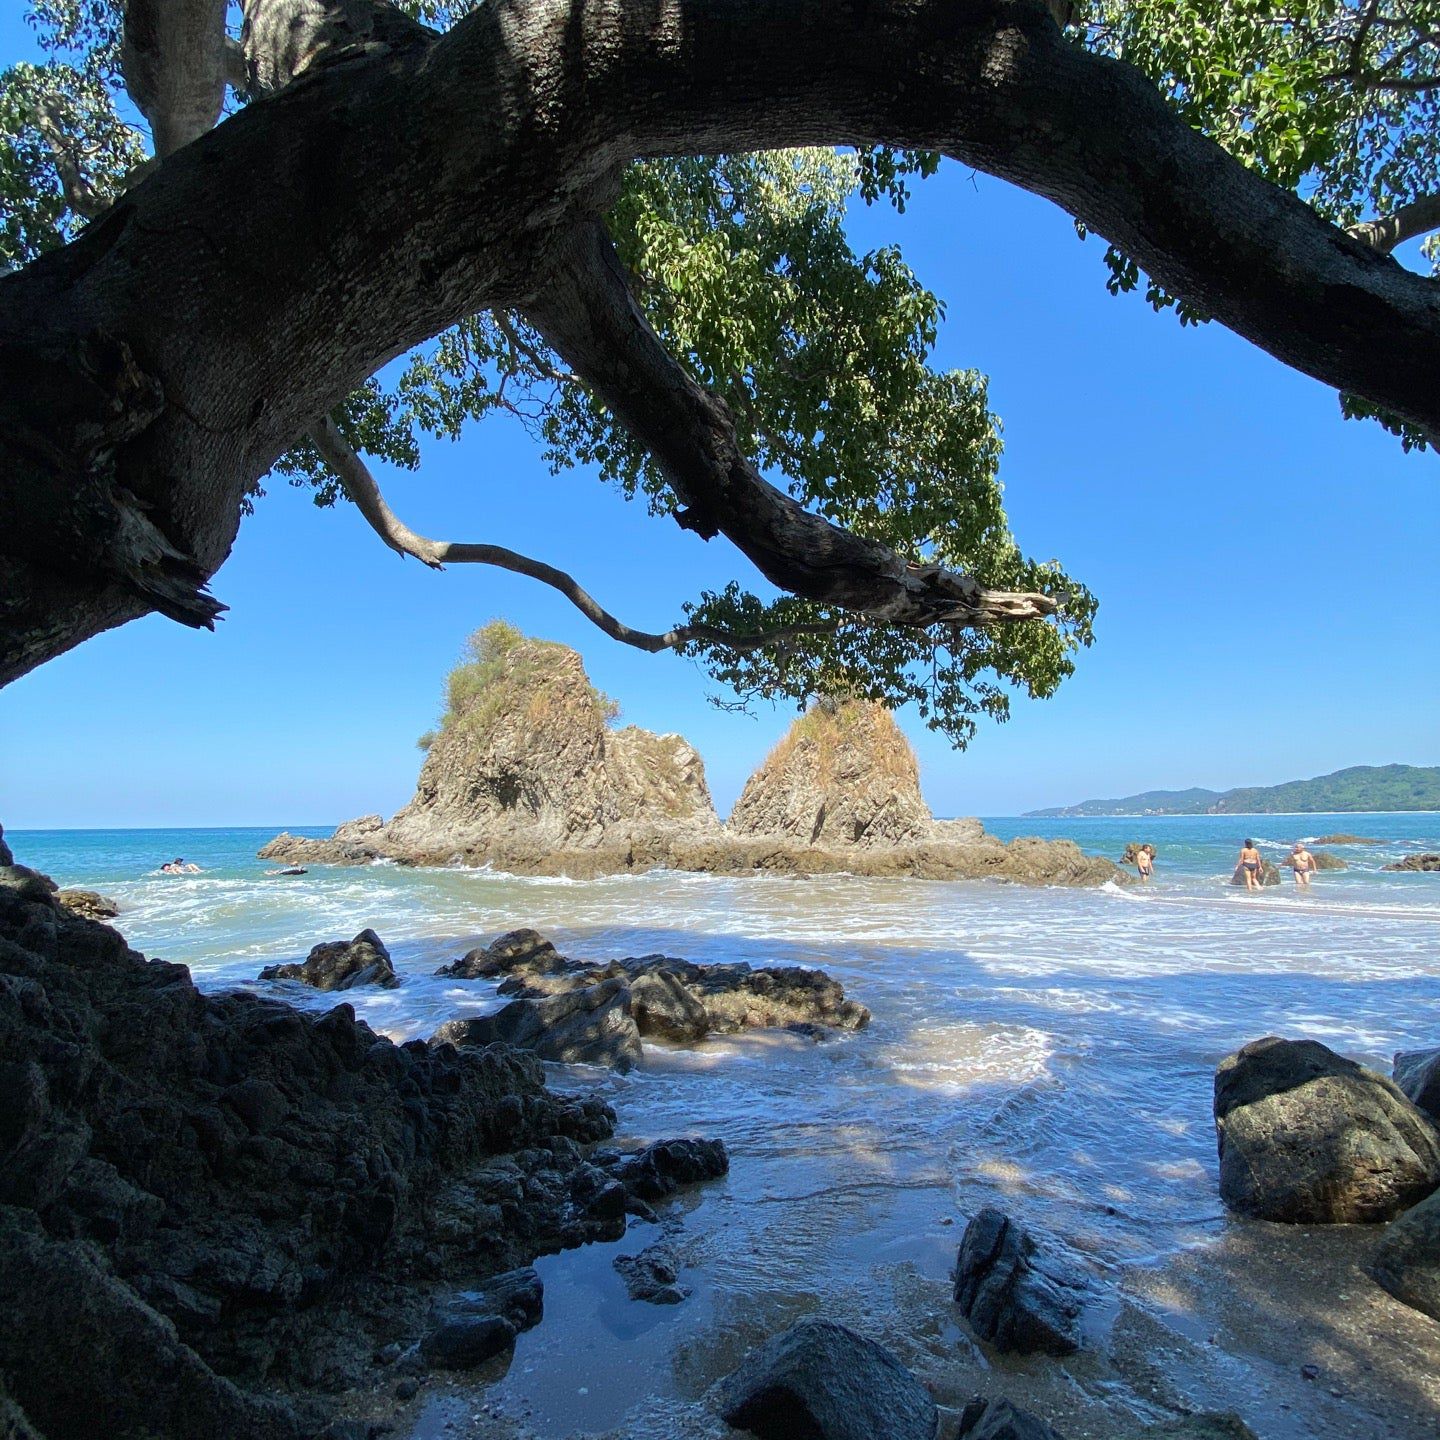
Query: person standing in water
1237 839 1263 891
1290 842 1316 888
1137 845 1155 883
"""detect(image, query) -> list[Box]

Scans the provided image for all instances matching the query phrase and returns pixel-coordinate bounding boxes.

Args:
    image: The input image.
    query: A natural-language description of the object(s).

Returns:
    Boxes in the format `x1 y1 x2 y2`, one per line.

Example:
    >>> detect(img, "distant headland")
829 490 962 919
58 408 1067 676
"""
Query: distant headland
1025 764 1440 818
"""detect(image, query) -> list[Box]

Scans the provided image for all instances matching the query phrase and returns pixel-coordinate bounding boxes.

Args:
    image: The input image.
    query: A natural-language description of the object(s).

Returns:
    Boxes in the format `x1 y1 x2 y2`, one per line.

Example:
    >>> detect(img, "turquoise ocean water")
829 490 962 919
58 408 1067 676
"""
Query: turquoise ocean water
9 814 1440 1432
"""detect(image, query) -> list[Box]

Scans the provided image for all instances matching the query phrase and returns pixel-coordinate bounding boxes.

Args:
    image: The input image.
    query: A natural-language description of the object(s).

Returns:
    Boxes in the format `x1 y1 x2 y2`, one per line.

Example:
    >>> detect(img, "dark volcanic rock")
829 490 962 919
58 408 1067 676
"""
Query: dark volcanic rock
259 928 400 990
0 849 621 1437
1367 1186 1440 1321
953 1209 1085 1355
959 1397 1066 1440
609 1137 729 1200
627 967 711 1043
1385 853 1440 872
1395 1047 1440 1122
715 1316 937 1440
433 978 643 1071
420 1269 543 1369
436 928 562 980
614 1243 688 1304
1214 1037 1440 1222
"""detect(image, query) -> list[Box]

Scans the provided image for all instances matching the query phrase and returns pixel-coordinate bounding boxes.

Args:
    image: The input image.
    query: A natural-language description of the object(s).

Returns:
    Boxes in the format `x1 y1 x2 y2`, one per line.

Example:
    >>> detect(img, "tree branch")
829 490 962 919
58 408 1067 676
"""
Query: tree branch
32 99 107 221
1349 193 1440 253
522 221 1059 630
310 416 837 655
121 0 230 157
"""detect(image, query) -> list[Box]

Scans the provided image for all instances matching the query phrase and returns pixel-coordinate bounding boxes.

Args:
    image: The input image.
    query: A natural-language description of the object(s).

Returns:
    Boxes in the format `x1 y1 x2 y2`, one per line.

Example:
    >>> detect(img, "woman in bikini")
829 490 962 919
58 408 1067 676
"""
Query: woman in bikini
1237 839 1263 891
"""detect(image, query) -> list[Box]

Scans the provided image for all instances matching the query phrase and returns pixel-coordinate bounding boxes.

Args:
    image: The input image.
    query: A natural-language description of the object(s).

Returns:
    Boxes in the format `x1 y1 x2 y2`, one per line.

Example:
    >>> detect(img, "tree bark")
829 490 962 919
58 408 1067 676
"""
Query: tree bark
3 0 1438 683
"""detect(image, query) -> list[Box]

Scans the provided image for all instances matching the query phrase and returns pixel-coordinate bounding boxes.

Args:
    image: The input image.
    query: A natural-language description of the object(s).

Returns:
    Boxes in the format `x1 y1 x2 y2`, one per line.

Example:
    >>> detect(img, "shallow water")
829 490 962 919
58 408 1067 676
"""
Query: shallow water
13 815 1440 1433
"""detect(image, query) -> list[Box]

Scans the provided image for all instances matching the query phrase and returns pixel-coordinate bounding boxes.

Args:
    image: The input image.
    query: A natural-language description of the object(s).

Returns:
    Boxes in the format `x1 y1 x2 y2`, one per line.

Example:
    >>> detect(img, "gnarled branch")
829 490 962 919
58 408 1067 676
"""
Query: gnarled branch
310 417 839 655
1350 193 1440 253
522 222 1059 631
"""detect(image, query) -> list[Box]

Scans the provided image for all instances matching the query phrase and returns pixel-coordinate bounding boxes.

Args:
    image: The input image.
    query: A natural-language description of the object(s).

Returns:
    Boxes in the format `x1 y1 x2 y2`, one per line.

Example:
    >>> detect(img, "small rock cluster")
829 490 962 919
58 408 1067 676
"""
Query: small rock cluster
429 927 871 1071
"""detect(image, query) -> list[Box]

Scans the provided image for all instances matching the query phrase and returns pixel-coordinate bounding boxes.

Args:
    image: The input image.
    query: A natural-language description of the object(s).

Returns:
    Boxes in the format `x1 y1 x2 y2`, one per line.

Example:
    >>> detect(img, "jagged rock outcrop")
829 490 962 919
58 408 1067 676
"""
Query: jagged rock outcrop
431 929 869 1067
1214 1037 1440 1222
728 700 936 848
0 841 733 1437
259 629 1121 885
953 1208 1086 1355
258 928 400 990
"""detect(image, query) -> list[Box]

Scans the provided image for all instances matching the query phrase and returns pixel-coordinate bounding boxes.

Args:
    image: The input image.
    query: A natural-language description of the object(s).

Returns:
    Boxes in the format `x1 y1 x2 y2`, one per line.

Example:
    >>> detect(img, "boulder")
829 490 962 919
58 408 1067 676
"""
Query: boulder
1214 1037 1440 1222
1394 1047 1440 1122
1367 1186 1440 1321
627 968 710 1044
614 1243 688 1304
436 928 562 980
432 978 643 1071
959 1397 1065 1440
419 1266 544 1369
714 1316 937 1440
1229 859 1280 886
1385 853 1440 872
1313 833 1380 845
610 1137 730 1200
54 889 121 921
1281 850 1346 871
953 1209 1085 1355
259 928 399 990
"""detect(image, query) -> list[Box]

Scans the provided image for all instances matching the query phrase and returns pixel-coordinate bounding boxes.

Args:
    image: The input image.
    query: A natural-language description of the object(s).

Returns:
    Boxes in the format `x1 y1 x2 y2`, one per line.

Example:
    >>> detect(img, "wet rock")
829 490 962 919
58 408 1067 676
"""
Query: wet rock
259 929 400 990
1395 1047 1440 1122
715 1316 937 1440
0 825 11 866
1229 859 1281 886
609 1137 729 1200
0 841 619 1430
627 968 710 1044
419 1313 515 1369
614 1242 688 1304
433 978 643 1071
959 1396 1066 1440
1313 833 1380 845
1385 853 1440 872
953 1209 1085 1355
1367 1186 1440 1321
1214 1036 1440 1222
55 888 121 921
394 1377 419 1401
436 928 562 980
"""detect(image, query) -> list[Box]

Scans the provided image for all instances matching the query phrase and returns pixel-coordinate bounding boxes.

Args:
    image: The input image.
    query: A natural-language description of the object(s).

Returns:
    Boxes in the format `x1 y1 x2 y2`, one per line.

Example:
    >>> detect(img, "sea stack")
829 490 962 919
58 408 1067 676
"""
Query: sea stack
728 700 938 848
262 622 720 872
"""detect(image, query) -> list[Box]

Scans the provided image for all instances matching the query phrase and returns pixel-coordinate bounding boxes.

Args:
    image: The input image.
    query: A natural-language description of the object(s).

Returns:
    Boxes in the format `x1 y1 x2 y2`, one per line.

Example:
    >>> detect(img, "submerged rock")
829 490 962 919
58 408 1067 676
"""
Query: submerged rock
608 1137 729 1200
1394 1047 1440 1122
259 928 400 990
419 1266 544 1369
614 1242 688 1304
0 845 622 1436
433 929 869 1065
433 979 643 1072
959 1397 1066 1440
1367 1187 1440 1321
953 1208 1085 1355
715 1316 937 1440
1313 833 1380 845
1214 1037 1440 1222
54 887 120 921
1385 853 1440 872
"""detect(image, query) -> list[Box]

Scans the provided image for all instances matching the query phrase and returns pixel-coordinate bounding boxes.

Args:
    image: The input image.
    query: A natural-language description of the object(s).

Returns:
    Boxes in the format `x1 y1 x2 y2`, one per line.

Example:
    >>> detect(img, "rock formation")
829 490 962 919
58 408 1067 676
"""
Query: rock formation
430 928 870 1069
953 1208 1086 1355
260 627 1122 886
1367 1186 1440 1322
728 699 935 848
1213 1037 1440 1222
258 927 400 990
1395 1047 1440 1122
715 1316 937 1440
1385 853 1440 872
0 841 735 1438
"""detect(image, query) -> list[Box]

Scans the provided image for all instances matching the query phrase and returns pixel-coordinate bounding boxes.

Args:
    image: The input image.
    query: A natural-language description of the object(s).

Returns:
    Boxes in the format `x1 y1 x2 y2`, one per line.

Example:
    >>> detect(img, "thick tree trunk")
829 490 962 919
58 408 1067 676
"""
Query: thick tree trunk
2 0 1437 683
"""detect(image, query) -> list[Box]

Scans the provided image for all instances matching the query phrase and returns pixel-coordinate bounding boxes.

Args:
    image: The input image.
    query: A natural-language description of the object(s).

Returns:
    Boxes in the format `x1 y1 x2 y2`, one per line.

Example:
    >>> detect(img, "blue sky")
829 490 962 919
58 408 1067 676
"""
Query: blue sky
2 25 1437 827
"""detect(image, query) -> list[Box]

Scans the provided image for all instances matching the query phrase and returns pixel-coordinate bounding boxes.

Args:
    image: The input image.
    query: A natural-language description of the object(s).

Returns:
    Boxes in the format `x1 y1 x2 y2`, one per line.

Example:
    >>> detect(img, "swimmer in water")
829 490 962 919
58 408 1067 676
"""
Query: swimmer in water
1237 839 1263 891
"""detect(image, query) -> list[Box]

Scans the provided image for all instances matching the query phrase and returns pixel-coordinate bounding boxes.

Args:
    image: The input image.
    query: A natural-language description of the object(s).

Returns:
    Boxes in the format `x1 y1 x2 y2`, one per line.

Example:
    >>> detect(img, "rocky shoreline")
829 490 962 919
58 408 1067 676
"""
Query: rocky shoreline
259 628 1122 887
